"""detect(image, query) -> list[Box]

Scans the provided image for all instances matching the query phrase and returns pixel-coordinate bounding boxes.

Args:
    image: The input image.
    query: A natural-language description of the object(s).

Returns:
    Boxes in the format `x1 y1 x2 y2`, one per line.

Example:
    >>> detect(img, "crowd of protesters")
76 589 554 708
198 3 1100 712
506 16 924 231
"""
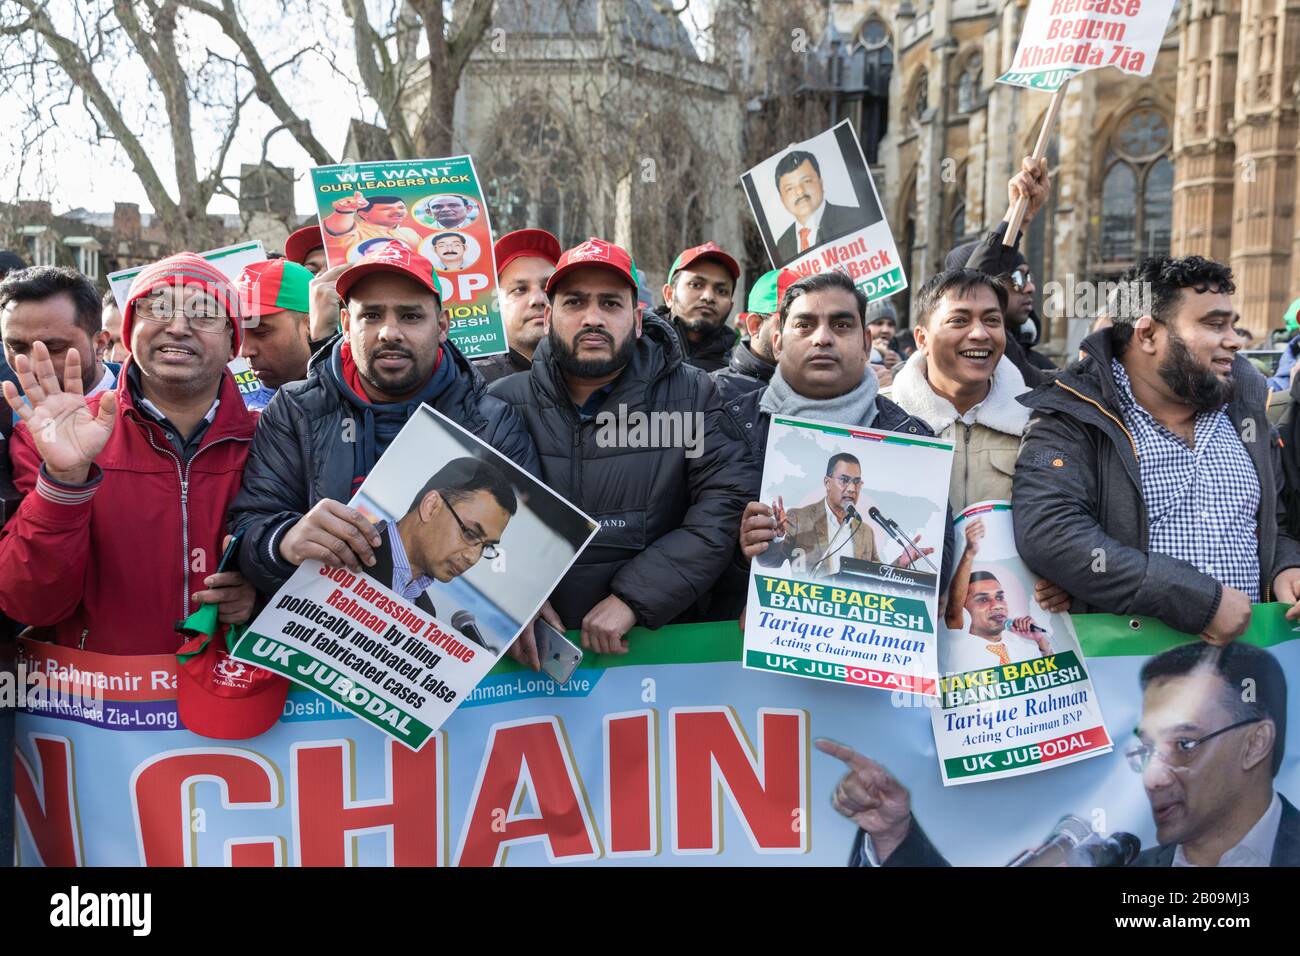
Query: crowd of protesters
2 152 1300 679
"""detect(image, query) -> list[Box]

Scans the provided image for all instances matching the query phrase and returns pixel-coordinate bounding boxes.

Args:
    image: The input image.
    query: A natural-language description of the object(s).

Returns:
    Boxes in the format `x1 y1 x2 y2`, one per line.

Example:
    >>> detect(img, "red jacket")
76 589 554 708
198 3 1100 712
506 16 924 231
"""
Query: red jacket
0 367 255 654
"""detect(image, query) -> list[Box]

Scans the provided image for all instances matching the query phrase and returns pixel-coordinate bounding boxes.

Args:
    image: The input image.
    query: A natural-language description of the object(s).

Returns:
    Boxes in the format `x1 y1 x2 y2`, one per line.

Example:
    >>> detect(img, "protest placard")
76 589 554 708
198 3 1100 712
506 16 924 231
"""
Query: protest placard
229 405 598 750
997 0 1177 91
741 120 905 303
931 501 1112 785
309 156 506 357
743 414 952 694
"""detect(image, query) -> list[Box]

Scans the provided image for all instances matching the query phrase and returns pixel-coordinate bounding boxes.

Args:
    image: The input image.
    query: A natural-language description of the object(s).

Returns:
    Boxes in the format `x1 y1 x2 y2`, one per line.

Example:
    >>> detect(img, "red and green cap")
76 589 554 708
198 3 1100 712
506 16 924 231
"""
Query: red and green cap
1285 297 1300 335
669 241 740 283
176 612 288 740
746 269 780 314
775 268 803 307
235 259 313 319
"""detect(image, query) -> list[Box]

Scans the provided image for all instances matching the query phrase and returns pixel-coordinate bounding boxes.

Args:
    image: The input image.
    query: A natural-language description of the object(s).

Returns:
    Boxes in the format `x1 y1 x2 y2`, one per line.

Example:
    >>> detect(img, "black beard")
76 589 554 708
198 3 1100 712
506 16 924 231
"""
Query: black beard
360 345 425 397
678 314 718 333
1158 329 1233 413
550 326 636 379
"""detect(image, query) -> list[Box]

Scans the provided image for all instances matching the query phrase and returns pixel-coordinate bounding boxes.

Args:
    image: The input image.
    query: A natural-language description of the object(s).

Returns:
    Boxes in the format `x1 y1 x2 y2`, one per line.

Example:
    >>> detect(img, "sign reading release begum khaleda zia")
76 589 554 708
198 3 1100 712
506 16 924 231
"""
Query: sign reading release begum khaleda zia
310 156 507 357
997 0 1177 91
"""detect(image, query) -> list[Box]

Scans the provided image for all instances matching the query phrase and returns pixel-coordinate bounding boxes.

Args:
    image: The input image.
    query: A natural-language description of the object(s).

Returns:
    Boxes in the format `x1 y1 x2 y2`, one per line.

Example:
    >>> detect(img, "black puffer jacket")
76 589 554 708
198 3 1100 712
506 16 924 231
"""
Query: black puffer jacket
712 341 776 404
230 336 538 596
654 305 736 373
489 314 755 629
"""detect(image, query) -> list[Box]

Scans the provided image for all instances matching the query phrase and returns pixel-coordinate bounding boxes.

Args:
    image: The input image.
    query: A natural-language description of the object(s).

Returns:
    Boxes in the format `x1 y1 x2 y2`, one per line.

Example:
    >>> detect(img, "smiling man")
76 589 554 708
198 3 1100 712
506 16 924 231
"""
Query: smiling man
652 241 740 373
1015 255 1300 644
322 192 423 259
229 244 536 597
0 253 258 654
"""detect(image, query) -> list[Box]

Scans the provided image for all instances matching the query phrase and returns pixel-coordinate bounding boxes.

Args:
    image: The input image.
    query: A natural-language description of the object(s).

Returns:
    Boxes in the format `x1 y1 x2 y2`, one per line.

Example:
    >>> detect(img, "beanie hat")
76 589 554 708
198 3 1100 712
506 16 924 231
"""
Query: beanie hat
122 252 244 353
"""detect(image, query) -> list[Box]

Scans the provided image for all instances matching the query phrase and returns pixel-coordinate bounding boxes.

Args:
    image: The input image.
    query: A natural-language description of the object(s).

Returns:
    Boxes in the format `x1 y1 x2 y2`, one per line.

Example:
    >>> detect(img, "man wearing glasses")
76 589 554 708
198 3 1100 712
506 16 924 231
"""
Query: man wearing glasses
823 639 1297 867
1128 640 1296 866
368 457 516 638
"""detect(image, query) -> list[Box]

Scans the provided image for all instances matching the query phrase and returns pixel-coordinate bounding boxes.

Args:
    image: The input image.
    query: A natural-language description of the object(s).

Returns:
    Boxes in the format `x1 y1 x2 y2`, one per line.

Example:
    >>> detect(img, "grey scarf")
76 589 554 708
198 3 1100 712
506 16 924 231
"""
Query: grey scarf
759 366 879 428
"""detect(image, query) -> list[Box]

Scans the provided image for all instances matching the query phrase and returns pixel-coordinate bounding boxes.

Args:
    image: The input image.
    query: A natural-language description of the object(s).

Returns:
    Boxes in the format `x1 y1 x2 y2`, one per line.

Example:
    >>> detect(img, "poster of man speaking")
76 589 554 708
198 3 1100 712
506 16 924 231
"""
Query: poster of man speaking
310 156 508 357
741 121 906 304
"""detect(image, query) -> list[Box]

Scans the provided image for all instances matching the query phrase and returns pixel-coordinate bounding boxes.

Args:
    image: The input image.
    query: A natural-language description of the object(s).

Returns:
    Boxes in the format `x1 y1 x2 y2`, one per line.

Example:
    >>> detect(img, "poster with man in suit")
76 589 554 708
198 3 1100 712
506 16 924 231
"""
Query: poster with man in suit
231 405 598 750
741 121 907 304
743 413 952 695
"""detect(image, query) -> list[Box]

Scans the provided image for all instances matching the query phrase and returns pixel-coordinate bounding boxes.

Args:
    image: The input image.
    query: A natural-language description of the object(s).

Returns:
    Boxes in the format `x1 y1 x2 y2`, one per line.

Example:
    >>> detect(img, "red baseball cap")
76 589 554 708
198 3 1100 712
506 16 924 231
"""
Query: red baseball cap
546 237 638 295
670 241 740 282
284 225 325 265
235 259 313 318
494 228 561 277
335 244 442 305
176 614 288 740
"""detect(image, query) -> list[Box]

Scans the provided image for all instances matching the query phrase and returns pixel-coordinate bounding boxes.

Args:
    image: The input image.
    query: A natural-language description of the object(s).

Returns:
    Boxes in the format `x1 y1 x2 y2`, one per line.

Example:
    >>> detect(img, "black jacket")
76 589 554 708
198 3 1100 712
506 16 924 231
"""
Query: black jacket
489 314 754 630
230 337 538 596
1013 330 1300 635
712 342 776 404
655 305 736 373
472 348 531 385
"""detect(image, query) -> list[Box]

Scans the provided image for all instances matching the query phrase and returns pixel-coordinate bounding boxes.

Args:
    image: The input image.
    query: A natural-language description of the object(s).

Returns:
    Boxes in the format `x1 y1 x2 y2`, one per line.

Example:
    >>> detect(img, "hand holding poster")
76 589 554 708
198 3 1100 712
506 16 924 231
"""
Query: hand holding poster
997 0 1177 91
309 157 507 357
931 501 1111 785
230 405 598 749
743 414 952 693
741 121 906 303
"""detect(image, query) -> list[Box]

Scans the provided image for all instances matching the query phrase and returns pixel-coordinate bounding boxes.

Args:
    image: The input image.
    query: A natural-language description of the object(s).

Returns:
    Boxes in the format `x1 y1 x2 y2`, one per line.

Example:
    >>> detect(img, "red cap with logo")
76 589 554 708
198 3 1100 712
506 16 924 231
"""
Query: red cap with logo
284 225 325 265
494 228 561 277
335 244 442 305
176 616 289 740
546 237 638 295
670 241 740 282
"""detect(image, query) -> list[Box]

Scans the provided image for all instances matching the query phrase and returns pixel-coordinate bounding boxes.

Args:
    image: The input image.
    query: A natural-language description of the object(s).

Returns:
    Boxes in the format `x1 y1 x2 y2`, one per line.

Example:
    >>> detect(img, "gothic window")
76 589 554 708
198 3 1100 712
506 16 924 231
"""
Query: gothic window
913 70 929 120
482 108 587 247
954 51 983 114
1098 107 1172 270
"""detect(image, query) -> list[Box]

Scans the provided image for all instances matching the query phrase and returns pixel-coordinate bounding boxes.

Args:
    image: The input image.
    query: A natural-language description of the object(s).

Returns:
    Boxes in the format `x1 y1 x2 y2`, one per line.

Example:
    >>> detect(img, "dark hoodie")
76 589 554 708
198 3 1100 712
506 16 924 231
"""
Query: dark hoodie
230 335 538 596
490 314 755 629
652 304 737 373
712 340 777 403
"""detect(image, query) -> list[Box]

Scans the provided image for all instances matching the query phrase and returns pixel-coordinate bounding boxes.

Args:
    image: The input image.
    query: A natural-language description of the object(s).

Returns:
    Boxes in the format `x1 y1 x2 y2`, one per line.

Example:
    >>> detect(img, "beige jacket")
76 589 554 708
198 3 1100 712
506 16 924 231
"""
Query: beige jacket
885 353 1030 512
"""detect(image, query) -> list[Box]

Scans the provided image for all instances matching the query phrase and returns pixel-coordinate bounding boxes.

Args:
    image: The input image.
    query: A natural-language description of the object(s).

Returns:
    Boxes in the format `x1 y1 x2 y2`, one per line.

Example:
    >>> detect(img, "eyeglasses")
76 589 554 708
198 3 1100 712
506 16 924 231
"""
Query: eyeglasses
137 300 229 334
444 498 500 559
831 475 863 488
1005 267 1033 293
1124 717 1262 773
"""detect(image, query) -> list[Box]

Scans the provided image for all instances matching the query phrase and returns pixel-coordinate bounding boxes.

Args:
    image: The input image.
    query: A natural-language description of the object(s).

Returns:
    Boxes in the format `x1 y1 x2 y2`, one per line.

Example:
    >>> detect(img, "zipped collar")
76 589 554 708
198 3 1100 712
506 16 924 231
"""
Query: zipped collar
116 357 256 444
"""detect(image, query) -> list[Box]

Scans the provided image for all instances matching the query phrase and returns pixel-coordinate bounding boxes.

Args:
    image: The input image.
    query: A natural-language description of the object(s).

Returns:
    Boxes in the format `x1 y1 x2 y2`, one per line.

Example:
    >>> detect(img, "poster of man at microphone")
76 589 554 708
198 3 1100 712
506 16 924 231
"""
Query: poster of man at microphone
230 405 599 750
931 501 1111 786
743 414 953 695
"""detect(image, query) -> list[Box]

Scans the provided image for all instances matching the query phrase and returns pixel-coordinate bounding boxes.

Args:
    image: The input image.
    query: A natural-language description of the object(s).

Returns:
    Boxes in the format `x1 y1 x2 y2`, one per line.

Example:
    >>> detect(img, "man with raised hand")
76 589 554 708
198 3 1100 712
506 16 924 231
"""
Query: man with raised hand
0 253 258 654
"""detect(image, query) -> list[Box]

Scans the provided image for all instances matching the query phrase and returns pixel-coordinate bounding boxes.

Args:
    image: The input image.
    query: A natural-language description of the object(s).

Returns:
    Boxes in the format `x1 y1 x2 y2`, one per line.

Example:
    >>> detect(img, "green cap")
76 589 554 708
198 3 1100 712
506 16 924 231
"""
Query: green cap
1285 297 1300 335
746 269 780 314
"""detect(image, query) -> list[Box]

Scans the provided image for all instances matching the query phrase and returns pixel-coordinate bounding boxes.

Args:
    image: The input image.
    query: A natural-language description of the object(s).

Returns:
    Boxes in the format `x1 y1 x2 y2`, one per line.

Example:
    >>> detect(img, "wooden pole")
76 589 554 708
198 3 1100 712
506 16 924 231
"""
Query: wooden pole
1002 80 1069 247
